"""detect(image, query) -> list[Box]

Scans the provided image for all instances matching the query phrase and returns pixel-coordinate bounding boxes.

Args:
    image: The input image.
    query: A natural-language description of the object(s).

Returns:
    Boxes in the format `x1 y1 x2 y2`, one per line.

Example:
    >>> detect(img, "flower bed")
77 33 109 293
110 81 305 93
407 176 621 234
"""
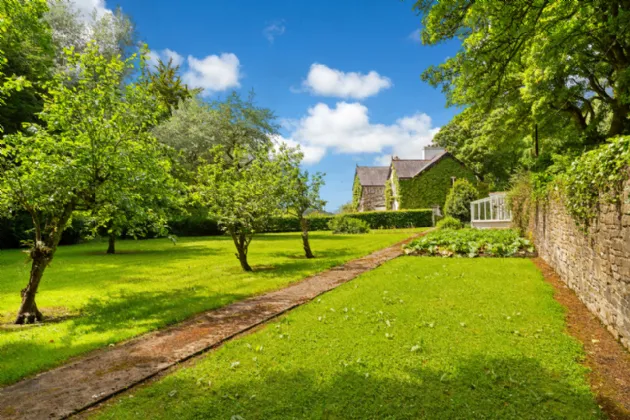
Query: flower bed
404 228 535 258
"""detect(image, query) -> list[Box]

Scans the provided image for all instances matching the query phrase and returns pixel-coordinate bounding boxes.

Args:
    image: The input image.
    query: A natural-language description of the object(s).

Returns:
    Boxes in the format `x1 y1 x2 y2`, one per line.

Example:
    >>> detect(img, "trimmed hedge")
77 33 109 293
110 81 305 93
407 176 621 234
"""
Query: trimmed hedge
266 209 433 232
0 209 433 249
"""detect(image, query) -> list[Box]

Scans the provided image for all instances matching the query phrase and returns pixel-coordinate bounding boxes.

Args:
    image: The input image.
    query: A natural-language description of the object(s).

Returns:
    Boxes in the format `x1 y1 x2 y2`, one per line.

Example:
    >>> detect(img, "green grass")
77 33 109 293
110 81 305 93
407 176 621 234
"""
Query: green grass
0 229 420 386
95 258 602 419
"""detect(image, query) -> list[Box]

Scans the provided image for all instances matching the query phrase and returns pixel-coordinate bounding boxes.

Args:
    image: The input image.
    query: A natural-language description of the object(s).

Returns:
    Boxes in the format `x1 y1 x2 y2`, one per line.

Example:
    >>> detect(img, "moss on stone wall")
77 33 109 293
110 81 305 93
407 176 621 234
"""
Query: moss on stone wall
399 156 477 210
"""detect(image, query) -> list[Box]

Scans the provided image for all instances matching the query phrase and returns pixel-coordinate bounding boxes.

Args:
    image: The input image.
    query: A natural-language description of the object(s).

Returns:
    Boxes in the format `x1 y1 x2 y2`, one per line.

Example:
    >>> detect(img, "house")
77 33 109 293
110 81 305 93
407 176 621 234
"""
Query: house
353 146 477 212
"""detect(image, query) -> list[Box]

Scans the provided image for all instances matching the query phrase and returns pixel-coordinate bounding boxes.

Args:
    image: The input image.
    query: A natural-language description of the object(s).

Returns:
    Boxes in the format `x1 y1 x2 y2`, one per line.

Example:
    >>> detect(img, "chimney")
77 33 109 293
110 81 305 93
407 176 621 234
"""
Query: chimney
423 145 446 160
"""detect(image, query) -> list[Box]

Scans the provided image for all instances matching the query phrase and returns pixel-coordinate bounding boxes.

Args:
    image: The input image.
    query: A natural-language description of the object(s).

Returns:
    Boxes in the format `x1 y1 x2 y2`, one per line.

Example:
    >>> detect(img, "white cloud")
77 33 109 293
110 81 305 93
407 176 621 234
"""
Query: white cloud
281 102 439 164
148 49 184 68
408 29 421 43
272 135 326 165
301 64 392 99
264 20 286 43
69 0 111 20
183 53 242 95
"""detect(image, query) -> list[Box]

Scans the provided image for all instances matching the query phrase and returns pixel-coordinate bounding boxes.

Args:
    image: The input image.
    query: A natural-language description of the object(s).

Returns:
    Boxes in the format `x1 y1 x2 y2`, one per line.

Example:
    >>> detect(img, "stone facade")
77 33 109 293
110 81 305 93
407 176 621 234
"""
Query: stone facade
360 186 386 211
529 180 630 349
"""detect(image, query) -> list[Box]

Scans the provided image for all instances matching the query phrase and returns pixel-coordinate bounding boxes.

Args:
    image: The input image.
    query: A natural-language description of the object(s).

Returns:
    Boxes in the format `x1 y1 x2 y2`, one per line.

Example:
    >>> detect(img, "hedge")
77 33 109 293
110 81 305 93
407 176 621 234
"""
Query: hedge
0 209 433 249
266 209 433 232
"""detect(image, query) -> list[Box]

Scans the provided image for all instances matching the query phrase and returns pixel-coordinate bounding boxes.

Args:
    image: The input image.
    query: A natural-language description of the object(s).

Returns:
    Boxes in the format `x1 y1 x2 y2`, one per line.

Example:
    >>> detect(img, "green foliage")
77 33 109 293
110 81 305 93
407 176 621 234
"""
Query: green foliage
415 0 630 182
169 209 434 235
351 174 362 211
153 92 277 173
0 0 54 134
436 216 463 230
506 172 533 234
193 145 288 270
328 215 370 234
384 180 393 210
0 43 178 321
0 230 420 385
146 58 198 121
559 136 630 230
384 167 401 210
279 148 326 218
399 156 477 210
404 228 535 258
444 179 478 222
95 257 600 419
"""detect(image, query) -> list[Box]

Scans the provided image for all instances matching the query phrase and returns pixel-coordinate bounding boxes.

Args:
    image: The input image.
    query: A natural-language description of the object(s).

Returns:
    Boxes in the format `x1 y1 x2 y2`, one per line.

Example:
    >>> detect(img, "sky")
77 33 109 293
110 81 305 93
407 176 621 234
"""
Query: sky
73 0 461 212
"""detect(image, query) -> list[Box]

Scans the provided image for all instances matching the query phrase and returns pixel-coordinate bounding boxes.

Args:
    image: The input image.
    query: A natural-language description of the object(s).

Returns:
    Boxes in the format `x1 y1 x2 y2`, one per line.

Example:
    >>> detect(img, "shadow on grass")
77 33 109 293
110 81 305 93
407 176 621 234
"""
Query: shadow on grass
0 288 248 386
122 356 600 419
70 288 248 334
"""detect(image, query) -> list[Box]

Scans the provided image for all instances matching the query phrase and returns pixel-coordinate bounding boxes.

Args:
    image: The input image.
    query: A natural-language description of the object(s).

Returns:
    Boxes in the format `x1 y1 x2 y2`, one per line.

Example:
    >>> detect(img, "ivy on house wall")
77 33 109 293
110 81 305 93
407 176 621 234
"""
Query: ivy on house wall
384 181 393 210
399 156 477 210
352 174 362 211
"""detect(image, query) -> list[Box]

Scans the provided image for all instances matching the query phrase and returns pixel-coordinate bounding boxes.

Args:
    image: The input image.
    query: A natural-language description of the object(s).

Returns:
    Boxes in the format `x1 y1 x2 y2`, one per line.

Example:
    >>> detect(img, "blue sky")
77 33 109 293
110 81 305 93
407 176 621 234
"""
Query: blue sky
82 0 460 211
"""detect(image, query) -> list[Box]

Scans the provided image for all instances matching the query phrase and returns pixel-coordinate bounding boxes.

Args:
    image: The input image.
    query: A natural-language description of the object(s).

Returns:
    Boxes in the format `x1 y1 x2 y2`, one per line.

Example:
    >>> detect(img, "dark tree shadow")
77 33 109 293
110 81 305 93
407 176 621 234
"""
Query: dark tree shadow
128 356 601 419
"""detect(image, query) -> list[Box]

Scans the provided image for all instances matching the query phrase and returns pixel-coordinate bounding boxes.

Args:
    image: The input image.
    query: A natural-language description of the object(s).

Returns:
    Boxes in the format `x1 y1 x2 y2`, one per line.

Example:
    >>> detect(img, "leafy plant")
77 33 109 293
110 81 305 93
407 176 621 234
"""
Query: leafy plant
398 156 477 210
328 215 370 234
436 216 463 230
404 229 534 258
559 136 630 231
444 179 478 222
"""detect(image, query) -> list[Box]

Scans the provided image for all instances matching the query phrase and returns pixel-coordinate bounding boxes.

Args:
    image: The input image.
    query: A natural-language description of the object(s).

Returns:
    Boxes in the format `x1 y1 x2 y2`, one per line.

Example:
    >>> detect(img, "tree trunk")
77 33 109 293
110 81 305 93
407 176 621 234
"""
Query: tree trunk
15 202 74 324
300 217 314 258
15 252 49 324
231 231 252 271
107 233 116 254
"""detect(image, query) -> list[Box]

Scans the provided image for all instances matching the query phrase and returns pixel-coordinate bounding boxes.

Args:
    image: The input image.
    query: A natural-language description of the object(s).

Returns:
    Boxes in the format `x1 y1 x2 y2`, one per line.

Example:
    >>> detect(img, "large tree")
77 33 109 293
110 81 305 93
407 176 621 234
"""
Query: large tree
415 0 630 177
0 44 176 324
153 92 278 172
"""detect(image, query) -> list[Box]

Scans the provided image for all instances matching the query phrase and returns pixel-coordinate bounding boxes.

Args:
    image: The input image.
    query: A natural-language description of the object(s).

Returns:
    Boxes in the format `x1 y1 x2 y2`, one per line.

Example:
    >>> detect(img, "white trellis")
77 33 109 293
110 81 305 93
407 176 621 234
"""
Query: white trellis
470 192 512 229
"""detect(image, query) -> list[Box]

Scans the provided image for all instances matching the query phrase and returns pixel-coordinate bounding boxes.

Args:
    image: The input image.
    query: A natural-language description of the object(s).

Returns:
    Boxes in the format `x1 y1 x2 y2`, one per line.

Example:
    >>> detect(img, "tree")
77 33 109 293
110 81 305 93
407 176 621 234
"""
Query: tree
414 0 630 174
0 0 54 134
146 58 199 121
279 147 326 258
45 0 136 71
153 92 278 171
0 44 177 324
193 146 286 271
444 179 479 223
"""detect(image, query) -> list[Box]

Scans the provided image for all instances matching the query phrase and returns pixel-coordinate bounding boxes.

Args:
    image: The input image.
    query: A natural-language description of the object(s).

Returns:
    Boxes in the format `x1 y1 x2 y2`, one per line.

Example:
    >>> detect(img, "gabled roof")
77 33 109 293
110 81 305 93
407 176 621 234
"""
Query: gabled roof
356 166 390 186
392 151 449 179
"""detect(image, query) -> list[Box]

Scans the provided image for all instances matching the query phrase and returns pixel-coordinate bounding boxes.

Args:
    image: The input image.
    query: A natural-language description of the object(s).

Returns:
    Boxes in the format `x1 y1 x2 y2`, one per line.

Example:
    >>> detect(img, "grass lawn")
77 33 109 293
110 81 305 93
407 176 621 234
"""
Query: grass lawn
0 229 420 386
94 257 602 420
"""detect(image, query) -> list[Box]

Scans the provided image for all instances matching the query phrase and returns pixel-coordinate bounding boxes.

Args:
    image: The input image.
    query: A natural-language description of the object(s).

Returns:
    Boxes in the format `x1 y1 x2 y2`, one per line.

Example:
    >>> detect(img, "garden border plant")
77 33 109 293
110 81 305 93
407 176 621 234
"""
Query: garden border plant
404 228 535 258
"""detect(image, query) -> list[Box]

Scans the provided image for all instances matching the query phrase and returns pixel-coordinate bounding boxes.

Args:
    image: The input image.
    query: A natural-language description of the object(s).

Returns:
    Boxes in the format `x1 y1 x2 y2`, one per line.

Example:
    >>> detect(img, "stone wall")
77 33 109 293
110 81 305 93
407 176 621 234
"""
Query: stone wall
529 180 630 349
359 186 385 211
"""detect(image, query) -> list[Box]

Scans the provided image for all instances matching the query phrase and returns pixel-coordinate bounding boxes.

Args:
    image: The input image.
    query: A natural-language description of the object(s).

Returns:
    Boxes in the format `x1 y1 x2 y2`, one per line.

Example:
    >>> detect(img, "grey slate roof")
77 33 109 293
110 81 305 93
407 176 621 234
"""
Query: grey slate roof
356 166 390 186
392 151 449 179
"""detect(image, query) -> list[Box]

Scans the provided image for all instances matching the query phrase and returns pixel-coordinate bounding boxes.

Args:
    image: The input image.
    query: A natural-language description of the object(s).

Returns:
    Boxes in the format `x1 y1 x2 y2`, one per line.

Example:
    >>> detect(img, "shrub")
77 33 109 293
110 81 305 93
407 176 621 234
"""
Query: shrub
506 172 533 234
404 228 535 258
436 216 463 230
444 179 478 222
328 215 370 234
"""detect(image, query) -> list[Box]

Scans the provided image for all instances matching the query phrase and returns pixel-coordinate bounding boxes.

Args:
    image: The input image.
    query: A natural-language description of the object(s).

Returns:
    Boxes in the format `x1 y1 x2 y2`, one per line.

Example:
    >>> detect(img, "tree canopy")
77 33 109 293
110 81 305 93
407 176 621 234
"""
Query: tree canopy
415 0 630 184
0 44 177 323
